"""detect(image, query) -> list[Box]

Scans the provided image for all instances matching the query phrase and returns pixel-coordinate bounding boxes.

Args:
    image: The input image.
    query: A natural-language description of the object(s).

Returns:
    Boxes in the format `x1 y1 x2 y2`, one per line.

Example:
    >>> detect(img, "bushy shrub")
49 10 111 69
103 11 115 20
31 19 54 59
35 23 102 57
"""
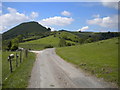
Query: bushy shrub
11 44 18 51
66 43 72 46
84 38 94 43
66 43 75 46
59 38 66 47
44 45 53 49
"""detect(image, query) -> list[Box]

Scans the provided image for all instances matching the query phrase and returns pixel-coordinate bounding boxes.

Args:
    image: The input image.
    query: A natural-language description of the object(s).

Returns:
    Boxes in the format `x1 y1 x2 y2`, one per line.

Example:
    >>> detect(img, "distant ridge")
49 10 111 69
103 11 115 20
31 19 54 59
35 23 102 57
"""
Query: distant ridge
3 21 50 40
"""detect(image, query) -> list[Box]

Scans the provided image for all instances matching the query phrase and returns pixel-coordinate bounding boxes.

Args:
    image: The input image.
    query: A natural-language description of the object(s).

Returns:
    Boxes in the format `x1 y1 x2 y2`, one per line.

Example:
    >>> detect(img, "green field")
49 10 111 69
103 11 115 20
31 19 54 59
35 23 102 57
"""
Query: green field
20 35 60 50
56 37 118 86
20 35 77 50
2 51 35 88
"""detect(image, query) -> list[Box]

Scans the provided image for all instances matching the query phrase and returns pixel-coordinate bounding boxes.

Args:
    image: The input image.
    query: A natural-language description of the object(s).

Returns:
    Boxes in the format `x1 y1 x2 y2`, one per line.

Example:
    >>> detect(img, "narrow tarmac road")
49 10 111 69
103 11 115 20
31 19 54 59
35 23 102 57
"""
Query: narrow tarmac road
28 48 114 88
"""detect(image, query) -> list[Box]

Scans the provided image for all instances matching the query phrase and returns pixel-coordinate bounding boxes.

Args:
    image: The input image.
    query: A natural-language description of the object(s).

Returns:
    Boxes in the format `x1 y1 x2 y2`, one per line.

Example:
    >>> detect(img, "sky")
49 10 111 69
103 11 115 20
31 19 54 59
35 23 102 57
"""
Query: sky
0 1 119 33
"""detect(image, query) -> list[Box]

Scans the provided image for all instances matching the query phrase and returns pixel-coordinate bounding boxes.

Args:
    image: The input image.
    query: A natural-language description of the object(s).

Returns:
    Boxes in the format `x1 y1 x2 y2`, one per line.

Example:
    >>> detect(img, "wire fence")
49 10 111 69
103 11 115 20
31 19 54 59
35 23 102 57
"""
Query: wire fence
2 49 29 83
7 49 28 73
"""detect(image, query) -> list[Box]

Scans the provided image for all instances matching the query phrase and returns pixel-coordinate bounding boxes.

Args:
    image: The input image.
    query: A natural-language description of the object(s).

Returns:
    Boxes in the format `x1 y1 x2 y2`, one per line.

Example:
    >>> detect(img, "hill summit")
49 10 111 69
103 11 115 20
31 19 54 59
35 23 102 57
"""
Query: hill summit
3 21 50 40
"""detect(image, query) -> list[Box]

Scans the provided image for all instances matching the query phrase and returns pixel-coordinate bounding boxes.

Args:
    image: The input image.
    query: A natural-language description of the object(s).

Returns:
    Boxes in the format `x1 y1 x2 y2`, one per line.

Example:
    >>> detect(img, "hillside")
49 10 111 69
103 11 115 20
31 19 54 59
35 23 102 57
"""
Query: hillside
55 31 80 42
20 35 77 50
3 21 50 40
72 32 119 40
56 37 119 86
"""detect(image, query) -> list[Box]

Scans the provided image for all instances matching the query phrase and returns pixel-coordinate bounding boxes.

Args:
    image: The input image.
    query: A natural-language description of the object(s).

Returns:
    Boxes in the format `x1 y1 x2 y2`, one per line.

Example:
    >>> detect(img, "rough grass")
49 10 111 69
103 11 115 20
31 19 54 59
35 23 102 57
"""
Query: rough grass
20 35 77 50
56 37 118 86
20 35 60 50
2 51 35 88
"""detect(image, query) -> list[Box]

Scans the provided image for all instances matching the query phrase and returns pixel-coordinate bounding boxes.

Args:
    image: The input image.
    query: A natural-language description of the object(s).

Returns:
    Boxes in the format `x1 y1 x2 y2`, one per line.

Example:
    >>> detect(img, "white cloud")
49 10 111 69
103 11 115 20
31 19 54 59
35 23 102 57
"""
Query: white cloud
39 16 74 26
77 26 89 32
101 0 118 9
30 12 39 19
92 14 100 18
100 0 119 2
87 15 118 29
0 7 39 32
61 11 71 16
0 26 6 32
0 10 2 14
0 8 29 31
50 27 55 31
0 2 2 15
7 7 17 13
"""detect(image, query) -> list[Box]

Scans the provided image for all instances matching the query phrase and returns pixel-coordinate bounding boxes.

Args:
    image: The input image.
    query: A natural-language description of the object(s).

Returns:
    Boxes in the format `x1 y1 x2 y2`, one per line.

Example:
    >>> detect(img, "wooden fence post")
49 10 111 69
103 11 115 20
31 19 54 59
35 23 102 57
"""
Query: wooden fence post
10 58 13 73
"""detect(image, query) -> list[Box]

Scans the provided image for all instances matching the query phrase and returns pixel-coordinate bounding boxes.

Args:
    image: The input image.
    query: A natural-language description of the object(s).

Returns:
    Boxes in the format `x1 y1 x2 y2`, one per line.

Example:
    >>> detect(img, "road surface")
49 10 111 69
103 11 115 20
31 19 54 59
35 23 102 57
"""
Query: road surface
28 48 115 88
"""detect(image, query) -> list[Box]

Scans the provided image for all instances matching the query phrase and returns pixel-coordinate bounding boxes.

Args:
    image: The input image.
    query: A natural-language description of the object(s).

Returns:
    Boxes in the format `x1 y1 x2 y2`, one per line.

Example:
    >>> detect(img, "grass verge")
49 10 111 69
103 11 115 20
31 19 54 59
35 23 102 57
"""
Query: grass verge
56 37 118 86
2 51 35 88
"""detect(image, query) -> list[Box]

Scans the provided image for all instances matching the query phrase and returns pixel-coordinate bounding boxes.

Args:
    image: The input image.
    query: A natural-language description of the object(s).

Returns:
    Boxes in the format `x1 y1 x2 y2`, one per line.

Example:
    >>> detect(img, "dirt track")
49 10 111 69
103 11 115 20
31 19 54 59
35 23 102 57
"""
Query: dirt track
28 48 114 88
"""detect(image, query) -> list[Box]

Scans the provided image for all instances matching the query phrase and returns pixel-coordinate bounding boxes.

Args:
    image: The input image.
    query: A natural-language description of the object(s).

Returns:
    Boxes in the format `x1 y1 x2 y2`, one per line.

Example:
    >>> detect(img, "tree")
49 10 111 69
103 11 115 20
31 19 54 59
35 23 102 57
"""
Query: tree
2 40 12 51
108 31 110 34
59 38 66 47
78 38 84 44
44 44 53 49
17 35 23 42
66 42 72 46
84 38 94 43
62 35 67 40
11 44 18 51
47 28 51 31
11 38 19 51
7 41 12 50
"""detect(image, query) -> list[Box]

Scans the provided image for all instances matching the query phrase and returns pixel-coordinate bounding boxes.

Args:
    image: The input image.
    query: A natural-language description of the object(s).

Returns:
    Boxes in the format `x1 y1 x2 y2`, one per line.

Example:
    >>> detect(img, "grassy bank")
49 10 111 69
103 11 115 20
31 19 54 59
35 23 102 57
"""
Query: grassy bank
56 38 118 86
20 35 60 50
20 35 77 50
2 51 35 88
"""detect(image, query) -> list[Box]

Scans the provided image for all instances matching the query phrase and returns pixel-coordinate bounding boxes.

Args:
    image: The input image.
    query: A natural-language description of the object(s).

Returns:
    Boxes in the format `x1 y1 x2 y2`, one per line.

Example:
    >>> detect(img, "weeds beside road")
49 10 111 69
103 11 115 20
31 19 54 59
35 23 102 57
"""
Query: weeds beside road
56 38 118 87
2 51 35 88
